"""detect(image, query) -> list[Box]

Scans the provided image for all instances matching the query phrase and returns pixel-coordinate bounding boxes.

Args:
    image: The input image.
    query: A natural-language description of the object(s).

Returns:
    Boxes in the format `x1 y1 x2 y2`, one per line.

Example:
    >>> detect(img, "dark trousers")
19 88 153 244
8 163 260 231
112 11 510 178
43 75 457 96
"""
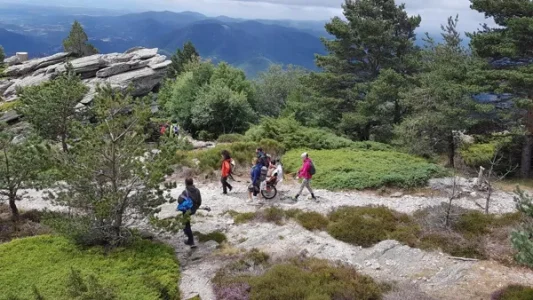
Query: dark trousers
183 212 194 244
221 176 232 193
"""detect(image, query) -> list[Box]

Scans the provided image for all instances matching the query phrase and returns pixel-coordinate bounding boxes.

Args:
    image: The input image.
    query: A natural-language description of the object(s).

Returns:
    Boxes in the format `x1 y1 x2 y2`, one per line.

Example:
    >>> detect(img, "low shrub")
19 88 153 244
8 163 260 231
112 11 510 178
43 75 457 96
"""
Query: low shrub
187 140 284 173
226 210 256 225
295 211 329 231
491 285 533 300
0 205 51 243
413 205 522 260
283 149 445 190
217 134 247 143
214 256 383 300
0 235 180 300
327 206 420 247
195 230 227 244
256 207 286 225
418 232 486 259
246 117 357 150
460 142 497 167
0 100 18 112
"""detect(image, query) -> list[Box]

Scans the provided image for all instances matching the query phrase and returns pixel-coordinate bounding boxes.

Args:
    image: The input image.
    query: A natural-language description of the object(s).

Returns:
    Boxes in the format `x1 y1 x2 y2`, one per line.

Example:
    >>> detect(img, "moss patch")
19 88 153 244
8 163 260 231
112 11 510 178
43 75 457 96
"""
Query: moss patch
0 235 180 300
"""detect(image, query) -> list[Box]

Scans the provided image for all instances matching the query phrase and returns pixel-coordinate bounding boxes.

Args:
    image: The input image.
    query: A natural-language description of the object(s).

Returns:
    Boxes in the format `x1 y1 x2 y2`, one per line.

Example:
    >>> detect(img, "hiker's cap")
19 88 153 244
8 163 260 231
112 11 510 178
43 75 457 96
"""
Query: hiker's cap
301 152 308 158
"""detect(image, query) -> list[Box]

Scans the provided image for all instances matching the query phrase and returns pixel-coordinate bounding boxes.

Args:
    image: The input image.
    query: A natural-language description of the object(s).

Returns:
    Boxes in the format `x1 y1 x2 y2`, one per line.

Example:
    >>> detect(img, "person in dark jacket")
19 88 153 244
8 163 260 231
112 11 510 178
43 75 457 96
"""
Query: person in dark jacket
177 177 202 247
220 150 233 195
247 158 263 203
256 148 267 167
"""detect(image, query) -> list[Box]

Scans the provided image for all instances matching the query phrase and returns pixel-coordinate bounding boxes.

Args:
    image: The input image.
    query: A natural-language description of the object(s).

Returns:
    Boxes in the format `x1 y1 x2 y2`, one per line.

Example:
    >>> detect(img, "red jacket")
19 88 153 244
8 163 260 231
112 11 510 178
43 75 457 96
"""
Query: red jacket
298 158 312 180
221 159 232 177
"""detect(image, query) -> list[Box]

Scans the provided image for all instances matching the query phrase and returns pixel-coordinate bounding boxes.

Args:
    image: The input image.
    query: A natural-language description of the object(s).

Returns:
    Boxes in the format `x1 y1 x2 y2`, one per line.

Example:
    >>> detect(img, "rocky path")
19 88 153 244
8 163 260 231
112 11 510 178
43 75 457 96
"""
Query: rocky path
14 177 533 300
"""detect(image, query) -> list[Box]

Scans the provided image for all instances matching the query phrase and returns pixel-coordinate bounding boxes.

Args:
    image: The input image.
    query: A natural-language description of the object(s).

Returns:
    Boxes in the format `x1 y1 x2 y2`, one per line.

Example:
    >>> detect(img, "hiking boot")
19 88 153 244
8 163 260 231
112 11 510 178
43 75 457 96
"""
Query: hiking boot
292 194 299 202
184 239 195 246
311 193 317 200
228 186 233 192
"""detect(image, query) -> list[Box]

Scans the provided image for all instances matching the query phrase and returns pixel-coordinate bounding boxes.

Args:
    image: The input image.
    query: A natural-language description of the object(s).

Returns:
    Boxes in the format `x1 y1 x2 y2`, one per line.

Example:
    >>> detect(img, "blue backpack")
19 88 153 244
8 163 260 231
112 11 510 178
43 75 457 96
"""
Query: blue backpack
177 191 194 212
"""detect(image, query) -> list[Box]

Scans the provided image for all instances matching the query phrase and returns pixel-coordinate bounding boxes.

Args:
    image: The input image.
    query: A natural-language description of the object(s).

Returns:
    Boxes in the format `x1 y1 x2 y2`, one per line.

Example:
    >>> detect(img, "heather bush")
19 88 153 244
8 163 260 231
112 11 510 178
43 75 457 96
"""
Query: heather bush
327 206 420 247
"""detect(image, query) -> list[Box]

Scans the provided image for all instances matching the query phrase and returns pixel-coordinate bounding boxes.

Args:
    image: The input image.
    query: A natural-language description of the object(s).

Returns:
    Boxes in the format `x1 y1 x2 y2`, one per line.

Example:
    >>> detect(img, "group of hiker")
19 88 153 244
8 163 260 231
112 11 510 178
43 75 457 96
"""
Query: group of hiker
159 121 180 137
175 147 316 248
221 147 315 202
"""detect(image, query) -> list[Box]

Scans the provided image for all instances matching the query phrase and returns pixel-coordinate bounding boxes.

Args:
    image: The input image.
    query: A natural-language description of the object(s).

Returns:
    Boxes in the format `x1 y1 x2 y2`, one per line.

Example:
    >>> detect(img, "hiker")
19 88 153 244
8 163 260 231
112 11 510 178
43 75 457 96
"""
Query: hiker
293 152 316 201
172 121 179 137
160 123 167 136
248 158 263 203
256 148 267 167
177 177 202 247
221 150 233 195
270 159 283 184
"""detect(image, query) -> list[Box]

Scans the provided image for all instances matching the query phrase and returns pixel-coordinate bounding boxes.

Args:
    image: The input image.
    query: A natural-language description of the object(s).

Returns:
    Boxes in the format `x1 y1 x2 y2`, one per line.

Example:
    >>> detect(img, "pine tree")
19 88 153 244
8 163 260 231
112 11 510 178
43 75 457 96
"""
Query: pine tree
17 66 88 152
0 45 5 68
312 0 421 139
511 188 533 268
395 16 485 165
63 21 98 57
167 41 199 79
0 131 51 220
53 86 172 247
469 0 533 178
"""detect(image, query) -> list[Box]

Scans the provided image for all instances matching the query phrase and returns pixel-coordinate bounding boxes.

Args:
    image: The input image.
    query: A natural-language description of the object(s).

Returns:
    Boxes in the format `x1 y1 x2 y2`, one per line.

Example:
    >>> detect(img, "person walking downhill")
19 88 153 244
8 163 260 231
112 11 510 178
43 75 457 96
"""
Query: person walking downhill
293 152 316 201
177 177 202 248
221 150 233 195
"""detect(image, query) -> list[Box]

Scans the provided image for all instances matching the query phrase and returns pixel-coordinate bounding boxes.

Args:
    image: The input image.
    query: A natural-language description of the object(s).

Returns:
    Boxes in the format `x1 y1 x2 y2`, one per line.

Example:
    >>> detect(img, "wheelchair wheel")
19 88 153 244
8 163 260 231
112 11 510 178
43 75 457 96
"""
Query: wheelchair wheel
261 185 277 199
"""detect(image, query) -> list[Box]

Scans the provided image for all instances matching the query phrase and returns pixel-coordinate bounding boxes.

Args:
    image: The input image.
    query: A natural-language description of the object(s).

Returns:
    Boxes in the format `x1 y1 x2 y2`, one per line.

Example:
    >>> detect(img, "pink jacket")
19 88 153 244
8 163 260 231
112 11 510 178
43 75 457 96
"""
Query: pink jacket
298 158 312 180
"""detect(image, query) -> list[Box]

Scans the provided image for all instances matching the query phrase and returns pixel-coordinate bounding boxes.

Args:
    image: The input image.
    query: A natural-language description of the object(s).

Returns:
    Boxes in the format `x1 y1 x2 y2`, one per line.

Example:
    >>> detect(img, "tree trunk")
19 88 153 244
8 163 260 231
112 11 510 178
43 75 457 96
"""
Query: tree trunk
447 134 455 168
9 196 19 221
521 134 533 178
61 135 68 153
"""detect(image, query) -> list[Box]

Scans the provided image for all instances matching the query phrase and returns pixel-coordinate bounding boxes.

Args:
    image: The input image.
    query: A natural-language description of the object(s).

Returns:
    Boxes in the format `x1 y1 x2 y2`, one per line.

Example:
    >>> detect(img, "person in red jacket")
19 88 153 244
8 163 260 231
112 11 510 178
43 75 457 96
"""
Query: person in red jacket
293 152 316 201
221 150 233 194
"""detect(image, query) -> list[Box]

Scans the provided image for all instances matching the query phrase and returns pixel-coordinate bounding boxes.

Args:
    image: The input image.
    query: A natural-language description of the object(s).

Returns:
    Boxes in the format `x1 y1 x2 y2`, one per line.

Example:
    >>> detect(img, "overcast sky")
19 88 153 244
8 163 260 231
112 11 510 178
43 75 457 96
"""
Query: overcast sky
13 0 493 33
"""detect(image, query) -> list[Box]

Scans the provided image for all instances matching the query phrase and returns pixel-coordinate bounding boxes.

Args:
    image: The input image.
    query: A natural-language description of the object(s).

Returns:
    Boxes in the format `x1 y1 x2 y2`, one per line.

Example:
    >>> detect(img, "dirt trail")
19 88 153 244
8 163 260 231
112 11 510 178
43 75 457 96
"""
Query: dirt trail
13 177 533 300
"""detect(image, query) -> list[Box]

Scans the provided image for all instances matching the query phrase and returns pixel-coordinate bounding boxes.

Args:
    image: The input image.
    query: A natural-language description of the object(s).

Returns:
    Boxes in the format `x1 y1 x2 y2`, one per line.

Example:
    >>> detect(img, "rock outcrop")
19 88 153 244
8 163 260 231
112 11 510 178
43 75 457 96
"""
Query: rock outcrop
1 48 169 106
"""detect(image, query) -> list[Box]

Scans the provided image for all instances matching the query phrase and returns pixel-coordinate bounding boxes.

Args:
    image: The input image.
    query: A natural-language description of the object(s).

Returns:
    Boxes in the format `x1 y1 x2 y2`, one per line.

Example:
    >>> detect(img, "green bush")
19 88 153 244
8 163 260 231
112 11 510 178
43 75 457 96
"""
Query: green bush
491 285 533 300
454 211 495 236
217 134 247 143
327 206 420 247
195 231 227 244
295 211 329 231
460 142 497 167
188 140 284 172
245 117 357 150
418 232 486 259
226 210 257 224
214 257 382 300
283 149 444 190
0 235 180 300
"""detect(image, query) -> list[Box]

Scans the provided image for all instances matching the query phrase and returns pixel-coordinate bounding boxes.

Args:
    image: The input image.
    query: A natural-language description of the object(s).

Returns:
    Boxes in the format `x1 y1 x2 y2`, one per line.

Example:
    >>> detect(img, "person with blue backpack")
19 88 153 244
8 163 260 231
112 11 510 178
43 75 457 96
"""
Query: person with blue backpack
177 177 202 247
247 158 263 203
293 152 316 201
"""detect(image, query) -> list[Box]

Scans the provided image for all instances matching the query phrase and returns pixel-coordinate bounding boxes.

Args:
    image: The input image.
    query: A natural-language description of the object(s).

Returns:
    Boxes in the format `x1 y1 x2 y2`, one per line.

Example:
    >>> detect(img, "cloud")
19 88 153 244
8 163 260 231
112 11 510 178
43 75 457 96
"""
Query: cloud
22 0 493 33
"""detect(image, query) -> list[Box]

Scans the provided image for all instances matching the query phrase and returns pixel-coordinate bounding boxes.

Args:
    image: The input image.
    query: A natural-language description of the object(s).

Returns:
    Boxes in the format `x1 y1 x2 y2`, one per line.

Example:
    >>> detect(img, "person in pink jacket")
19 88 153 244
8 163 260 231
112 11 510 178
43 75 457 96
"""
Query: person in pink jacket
293 152 316 201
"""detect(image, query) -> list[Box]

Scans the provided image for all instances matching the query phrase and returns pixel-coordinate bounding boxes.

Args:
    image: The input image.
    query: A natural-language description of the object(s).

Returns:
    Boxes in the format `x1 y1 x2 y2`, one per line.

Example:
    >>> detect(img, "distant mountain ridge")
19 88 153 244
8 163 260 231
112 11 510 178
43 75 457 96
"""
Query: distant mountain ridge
0 5 328 76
